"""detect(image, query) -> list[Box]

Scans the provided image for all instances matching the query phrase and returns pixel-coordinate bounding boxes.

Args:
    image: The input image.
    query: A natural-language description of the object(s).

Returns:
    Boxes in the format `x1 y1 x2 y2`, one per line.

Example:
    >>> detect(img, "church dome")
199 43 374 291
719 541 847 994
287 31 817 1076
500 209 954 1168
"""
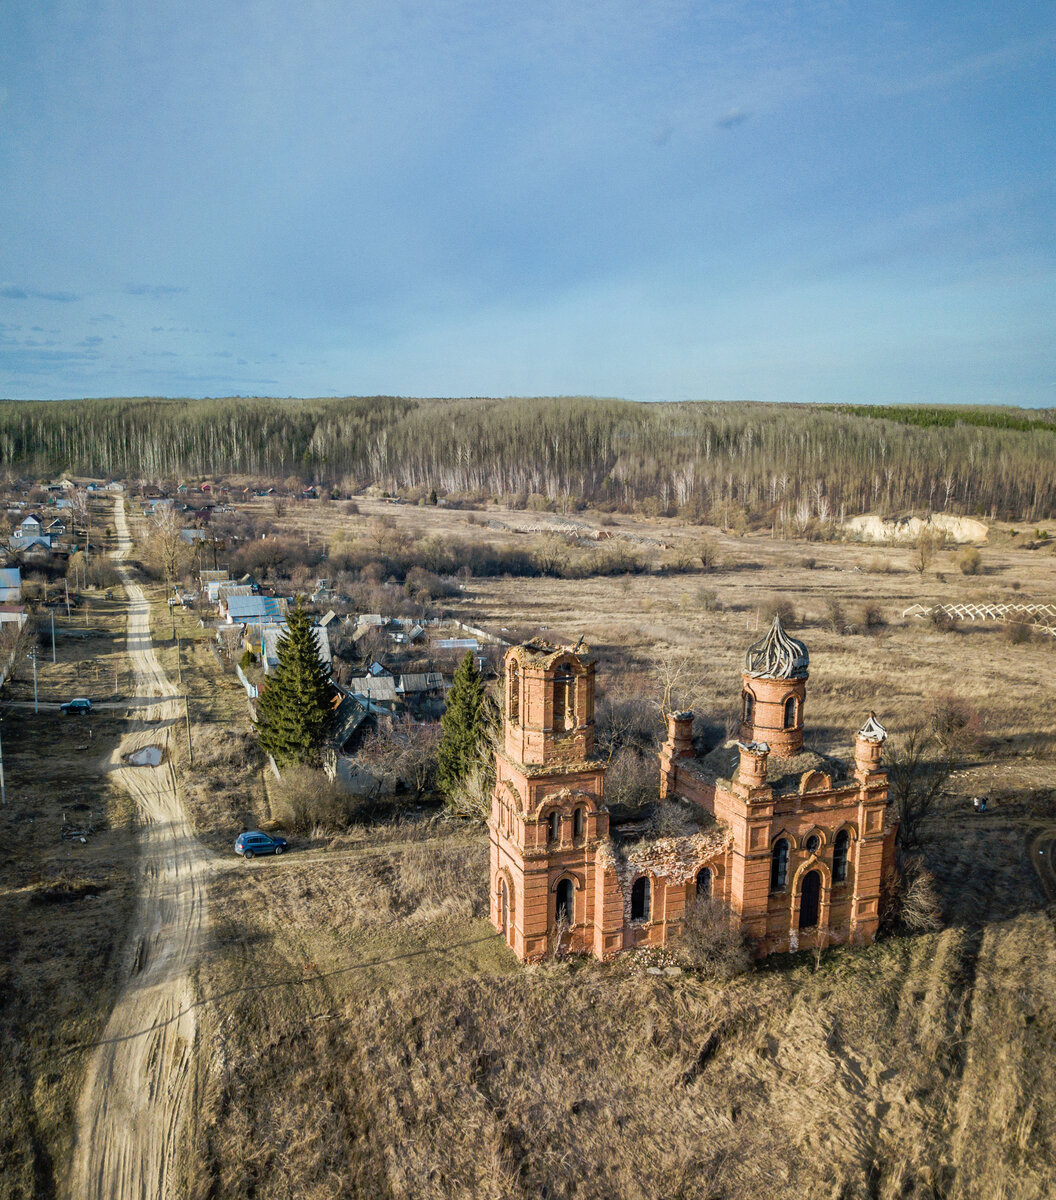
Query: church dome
744 616 809 680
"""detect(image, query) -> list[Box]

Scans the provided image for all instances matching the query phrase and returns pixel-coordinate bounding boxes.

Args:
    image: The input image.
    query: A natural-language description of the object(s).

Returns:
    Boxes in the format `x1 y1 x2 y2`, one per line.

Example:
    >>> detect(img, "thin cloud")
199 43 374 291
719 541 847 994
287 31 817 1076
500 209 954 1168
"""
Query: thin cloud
1 285 80 302
716 109 750 130
124 284 187 298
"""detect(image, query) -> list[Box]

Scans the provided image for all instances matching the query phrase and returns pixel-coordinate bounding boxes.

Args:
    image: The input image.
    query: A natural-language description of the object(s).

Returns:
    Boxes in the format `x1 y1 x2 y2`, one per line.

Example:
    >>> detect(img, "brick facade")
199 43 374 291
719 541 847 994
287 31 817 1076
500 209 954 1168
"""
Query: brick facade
489 620 898 962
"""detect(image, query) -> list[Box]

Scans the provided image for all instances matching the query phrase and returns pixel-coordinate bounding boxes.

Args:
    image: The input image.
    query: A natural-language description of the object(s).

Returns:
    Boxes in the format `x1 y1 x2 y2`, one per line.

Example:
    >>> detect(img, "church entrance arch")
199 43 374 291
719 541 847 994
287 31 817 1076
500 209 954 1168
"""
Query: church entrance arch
799 870 821 930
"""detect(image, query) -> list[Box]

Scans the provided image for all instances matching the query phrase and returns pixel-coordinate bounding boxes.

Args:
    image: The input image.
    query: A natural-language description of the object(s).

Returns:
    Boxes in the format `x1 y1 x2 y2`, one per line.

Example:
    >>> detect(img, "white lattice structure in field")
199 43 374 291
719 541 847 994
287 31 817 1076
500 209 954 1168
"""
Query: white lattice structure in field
902 601 1056 637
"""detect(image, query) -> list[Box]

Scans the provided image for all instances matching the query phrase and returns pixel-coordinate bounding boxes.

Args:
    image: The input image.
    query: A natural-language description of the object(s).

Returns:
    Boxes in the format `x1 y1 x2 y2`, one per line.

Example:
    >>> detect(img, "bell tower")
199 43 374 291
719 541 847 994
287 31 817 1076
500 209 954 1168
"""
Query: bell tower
740 615 810 757
490 642 608 961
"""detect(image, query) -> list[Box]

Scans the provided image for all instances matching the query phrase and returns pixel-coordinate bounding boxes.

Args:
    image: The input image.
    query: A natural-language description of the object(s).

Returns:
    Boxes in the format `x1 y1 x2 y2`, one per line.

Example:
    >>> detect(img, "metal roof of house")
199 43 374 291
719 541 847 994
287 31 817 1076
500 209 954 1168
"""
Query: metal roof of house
227 595 287 623
0 568 21 588
348 675 397 703
262 624 331 667
396 672 446 693
217 583 253 603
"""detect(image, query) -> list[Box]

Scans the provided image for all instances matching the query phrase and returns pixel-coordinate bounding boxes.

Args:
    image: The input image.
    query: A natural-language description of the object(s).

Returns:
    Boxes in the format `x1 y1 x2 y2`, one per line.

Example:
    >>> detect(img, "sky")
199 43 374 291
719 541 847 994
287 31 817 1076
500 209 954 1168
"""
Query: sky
1 1 1054 405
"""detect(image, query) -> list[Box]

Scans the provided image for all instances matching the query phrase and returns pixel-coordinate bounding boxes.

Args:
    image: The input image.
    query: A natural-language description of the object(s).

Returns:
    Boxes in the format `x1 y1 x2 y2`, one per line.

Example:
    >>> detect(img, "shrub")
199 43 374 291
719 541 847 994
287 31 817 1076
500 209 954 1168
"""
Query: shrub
1006 621 1033 645
955 547 982 575
271 766 368 833
825 598 847 634
762 595 796 625
799 556 816 570
897 860 943 933
239 648 256 670
926 693 986 757
859 600 885 630
696 587 720 612
927 607 956 633
676 898 753 979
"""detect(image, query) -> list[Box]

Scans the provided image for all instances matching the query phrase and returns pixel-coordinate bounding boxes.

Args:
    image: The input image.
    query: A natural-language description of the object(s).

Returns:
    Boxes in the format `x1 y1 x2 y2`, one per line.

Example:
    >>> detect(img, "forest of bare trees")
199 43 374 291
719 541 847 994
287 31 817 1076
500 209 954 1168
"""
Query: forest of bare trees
0 395 1054 520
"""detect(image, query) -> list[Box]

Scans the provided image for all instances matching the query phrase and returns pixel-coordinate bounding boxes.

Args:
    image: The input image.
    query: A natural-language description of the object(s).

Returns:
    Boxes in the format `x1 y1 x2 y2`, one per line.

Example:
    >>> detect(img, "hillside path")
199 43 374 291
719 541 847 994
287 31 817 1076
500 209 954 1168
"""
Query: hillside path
67 497 210 1200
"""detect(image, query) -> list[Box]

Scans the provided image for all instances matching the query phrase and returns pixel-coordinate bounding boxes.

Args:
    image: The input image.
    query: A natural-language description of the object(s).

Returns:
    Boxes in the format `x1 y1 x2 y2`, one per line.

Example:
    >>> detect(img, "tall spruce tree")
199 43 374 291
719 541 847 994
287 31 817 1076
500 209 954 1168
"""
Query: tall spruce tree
254 600 333 767
436 650 487 797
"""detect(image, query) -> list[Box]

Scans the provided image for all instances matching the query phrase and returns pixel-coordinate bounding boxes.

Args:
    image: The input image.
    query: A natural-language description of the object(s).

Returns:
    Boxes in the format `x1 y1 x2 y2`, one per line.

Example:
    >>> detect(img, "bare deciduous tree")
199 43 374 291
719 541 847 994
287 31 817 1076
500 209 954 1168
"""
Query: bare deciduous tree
652 649 707 720
887 727 950 849
910 530 942 576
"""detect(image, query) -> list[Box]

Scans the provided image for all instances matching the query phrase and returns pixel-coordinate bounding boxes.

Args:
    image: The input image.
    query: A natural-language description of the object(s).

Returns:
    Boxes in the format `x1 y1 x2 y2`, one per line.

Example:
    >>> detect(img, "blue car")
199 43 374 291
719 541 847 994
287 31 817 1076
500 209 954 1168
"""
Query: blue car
234 831 288 860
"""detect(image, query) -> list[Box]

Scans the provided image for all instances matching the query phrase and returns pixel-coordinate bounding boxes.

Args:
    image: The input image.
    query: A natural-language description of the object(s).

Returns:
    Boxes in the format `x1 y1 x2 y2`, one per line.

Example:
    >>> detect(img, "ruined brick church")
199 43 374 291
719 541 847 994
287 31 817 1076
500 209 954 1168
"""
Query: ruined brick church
489 618 897 960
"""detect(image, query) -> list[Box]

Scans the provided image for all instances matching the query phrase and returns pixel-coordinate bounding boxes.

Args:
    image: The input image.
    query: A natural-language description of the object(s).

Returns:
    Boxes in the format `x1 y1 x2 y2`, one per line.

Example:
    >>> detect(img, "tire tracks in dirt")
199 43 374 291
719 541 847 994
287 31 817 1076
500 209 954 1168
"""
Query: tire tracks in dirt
67 497 211 1200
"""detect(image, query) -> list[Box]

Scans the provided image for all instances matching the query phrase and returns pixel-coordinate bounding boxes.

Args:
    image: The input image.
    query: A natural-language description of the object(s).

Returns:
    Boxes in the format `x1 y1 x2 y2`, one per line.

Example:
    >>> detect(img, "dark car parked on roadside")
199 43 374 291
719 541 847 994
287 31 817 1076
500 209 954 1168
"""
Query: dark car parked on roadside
60 697 92 714
234 831 288 860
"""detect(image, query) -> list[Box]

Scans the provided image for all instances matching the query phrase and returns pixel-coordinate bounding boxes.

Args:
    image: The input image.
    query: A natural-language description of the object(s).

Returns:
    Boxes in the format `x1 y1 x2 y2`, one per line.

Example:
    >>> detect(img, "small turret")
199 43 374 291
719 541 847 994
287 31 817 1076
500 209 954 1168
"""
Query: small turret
736 739 770 787
666 710 695 759
854 713 887 781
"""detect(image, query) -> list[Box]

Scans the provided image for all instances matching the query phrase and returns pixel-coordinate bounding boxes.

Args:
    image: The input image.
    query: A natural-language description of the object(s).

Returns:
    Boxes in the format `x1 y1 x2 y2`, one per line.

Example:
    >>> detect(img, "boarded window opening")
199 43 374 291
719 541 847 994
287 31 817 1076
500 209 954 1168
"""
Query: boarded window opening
573 806 585 839
499 879 510 938
770 839 789 892
547 811 560 844
833 830 850 883
696 867 712 898
509 668 520 723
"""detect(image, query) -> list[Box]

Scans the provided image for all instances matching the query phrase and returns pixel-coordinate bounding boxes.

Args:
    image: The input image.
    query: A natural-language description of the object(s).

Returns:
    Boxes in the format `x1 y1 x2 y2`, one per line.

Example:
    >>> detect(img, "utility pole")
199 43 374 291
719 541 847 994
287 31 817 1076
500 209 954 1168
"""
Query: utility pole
171 593 177 642
64 578 71 619
31 650 38 714
0 717 5 805
50 611 56 663
185 695 193 765
176 635 182 685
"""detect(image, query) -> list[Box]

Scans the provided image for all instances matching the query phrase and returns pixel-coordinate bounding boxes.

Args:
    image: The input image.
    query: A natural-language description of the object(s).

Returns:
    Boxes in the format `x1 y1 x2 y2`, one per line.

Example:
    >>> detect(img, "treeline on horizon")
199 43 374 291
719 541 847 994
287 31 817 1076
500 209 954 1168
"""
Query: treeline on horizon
1 395 1055 521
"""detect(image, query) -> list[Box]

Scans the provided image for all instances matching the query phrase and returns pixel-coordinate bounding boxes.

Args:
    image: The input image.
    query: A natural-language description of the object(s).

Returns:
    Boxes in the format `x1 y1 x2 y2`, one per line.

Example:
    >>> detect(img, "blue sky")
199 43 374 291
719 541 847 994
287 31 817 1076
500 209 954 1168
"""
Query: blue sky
1 1 1054 404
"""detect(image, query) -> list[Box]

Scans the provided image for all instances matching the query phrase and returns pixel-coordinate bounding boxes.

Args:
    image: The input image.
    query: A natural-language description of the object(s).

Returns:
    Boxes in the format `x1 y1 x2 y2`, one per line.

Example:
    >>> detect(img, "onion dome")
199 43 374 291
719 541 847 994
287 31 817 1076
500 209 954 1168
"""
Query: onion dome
744 615 809 679
858 712 888 743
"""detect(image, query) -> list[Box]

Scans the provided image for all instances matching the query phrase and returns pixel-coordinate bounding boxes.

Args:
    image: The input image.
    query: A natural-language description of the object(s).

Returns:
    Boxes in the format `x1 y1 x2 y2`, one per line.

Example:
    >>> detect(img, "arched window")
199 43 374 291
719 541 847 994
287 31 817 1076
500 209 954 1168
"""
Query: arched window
696 867 712 899
499 879 510 937
743 691 754 724
770 839 789 892
508 667 520 724
555 878 574 924
573 806 585 840
554 667 574 732
799 870 821 929
547 811 560 845
631 877 651 922
783 696 797 729
833 830 850 883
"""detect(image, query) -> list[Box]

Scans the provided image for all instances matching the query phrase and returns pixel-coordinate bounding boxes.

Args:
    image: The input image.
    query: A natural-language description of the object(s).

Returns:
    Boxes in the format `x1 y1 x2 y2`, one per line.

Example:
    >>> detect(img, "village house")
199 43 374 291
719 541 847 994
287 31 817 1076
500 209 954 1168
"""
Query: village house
224 595 287 626
17 514 44 538
490 619 897 962
0 604 29 631
0 567 22 603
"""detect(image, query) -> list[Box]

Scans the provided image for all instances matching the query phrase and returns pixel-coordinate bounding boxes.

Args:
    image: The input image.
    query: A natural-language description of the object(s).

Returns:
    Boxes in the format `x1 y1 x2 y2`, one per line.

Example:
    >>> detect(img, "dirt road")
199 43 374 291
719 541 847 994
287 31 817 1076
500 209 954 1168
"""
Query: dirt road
68 498 210 1200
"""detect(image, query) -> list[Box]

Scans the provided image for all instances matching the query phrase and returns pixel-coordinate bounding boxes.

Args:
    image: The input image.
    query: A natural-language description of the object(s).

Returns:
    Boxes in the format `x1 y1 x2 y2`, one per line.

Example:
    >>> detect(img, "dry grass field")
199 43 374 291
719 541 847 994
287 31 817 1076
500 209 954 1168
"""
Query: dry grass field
164 501 1056 1200
0 584 137 1200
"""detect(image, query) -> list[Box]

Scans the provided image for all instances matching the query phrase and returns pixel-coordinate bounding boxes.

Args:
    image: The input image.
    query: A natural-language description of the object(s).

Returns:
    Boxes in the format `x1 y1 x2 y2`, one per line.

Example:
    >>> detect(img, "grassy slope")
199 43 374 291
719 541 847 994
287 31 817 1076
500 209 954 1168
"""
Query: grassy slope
165 507 1056 1200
